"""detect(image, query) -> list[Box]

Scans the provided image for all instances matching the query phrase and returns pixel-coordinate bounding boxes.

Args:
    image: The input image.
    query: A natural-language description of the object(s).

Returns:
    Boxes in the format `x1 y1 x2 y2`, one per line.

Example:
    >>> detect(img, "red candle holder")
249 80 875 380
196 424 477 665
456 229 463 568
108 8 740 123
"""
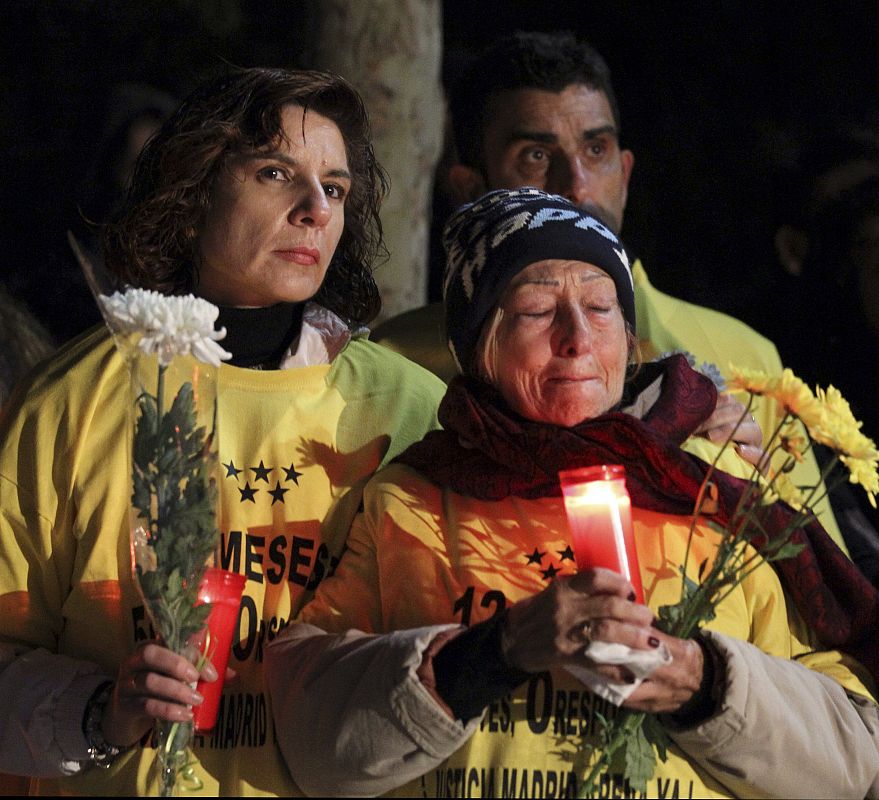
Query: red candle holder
191 568 246 732
559 464 644 604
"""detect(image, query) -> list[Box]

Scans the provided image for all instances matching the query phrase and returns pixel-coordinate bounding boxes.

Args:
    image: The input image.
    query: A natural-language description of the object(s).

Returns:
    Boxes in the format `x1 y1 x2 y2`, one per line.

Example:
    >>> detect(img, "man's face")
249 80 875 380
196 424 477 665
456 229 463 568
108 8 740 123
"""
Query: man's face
460 84 634 234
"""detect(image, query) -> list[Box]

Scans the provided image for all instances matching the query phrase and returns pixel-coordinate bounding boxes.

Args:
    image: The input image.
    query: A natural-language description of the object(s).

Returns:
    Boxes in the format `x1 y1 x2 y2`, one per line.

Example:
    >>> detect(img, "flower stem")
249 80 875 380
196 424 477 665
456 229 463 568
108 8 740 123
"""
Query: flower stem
157 364 166 421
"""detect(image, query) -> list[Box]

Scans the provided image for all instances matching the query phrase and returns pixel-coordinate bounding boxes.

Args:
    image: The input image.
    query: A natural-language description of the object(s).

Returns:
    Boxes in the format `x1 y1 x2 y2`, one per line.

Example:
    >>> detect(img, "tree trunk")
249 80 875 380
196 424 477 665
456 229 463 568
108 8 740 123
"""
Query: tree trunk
298 0 444 322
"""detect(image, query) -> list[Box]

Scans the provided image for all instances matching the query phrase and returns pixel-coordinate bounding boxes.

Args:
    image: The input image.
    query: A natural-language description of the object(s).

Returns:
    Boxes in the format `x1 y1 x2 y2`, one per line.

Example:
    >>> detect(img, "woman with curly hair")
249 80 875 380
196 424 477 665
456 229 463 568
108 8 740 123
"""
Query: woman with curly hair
0 67 445 795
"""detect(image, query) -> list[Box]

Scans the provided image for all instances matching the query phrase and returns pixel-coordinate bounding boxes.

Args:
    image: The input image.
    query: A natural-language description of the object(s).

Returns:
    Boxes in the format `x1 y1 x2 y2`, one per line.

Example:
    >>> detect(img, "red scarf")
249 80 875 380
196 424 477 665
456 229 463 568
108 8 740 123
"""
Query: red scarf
396 355 879 682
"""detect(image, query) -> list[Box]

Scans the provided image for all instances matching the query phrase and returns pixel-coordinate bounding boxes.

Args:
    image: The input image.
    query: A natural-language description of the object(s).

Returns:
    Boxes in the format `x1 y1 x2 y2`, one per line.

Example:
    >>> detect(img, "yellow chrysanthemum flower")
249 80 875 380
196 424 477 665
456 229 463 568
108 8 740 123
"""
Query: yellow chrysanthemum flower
813 385 879 461
727 364 774 395
766 369 823 429
778 421 807 464
773 472 807 510
840 455 879 509
775 472 806 511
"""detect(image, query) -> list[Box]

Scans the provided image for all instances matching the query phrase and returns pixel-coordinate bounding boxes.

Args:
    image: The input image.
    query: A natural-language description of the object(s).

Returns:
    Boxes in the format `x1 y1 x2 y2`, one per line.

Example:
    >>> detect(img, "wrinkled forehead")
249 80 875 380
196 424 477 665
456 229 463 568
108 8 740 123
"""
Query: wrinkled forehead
509 259 614 288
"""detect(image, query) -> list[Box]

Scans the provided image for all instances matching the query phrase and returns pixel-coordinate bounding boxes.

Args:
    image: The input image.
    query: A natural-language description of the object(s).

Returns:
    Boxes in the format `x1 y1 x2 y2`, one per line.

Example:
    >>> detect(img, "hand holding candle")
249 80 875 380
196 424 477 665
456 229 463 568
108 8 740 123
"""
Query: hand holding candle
559 464 644 604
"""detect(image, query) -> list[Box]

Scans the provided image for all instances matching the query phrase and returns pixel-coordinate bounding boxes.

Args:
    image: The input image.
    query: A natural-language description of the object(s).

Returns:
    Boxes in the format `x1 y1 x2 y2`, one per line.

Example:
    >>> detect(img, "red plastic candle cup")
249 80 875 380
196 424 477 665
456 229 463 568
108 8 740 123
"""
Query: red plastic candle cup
559 464 644 604
192 567 246 732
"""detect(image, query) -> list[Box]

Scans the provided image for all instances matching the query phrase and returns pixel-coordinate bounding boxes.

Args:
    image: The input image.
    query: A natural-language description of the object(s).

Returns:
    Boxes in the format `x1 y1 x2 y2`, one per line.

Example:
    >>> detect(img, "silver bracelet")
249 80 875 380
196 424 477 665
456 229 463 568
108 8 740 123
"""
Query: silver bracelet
82 680 129 769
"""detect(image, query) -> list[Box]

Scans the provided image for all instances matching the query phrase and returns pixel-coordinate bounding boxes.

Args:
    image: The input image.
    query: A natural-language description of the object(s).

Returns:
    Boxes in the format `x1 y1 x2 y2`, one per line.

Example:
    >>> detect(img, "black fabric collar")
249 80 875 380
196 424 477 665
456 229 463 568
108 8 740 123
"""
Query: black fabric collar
216 303 304 369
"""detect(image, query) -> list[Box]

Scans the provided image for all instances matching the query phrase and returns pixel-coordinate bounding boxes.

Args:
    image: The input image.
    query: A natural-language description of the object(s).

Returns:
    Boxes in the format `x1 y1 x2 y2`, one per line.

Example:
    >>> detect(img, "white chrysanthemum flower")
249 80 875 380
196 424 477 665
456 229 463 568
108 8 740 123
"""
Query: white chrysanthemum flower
99 288 232 367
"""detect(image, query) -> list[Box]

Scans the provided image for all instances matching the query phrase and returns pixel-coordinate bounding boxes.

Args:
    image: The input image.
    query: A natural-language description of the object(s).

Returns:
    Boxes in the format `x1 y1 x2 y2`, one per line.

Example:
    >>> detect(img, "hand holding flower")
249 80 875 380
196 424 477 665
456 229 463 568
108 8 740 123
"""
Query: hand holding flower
101 642 218 749
621 631 705 714
697 392 767 470
94 286 231 795
576 366 878 797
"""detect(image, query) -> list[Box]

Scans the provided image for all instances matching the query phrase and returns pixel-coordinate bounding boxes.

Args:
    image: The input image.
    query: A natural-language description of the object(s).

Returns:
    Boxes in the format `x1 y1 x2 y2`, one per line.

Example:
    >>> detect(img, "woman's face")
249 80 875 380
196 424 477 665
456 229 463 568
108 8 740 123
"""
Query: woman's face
196 104 349 307
489 259 629 427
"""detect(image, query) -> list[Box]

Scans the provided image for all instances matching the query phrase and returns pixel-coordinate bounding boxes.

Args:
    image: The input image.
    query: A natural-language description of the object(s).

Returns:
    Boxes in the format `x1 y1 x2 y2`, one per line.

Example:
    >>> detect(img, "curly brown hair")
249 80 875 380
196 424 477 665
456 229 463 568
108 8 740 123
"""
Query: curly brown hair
102 67 388 324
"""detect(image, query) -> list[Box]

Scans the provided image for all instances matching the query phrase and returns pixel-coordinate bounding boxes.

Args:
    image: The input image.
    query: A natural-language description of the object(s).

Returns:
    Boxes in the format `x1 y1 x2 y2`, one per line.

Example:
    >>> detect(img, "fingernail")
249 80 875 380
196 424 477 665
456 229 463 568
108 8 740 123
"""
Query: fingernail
203 662 218 682
648 636 660 648
184 667 200 684
191 690 204 705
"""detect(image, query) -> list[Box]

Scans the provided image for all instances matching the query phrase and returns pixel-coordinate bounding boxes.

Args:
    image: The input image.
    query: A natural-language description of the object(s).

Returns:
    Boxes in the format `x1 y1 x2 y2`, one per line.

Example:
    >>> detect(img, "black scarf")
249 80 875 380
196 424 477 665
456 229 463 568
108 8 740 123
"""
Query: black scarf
216 303 304 369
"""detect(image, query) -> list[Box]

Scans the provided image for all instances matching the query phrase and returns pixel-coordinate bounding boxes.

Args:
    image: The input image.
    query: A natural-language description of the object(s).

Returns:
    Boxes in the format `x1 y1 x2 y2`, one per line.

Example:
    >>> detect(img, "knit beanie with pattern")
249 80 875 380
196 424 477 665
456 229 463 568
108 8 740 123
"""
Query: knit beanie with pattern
442 187 636 373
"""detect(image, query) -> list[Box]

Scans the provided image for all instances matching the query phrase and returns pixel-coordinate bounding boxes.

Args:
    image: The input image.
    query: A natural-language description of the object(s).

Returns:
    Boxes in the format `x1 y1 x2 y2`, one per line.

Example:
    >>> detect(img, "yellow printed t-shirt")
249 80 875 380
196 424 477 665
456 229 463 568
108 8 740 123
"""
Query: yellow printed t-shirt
300 462 873 799
0 325 445 796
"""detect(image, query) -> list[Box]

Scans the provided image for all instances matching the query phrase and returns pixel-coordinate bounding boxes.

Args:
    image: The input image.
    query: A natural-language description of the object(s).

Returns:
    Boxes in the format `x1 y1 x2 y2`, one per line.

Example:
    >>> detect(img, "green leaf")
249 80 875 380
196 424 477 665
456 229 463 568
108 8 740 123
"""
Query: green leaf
642 715 671 763
697 605 717 626
616 720 656 793
767 541 805 561
131 470 151 520
656 602 684 631
167 568 183 600
680 567 699 594
139 570 163 602
131 371 221 659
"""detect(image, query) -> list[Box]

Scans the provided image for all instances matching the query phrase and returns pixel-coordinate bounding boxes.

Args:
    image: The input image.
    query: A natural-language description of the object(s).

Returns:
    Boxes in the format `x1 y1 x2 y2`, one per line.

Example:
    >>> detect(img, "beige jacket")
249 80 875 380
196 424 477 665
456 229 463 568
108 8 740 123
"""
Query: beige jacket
267 624 879 798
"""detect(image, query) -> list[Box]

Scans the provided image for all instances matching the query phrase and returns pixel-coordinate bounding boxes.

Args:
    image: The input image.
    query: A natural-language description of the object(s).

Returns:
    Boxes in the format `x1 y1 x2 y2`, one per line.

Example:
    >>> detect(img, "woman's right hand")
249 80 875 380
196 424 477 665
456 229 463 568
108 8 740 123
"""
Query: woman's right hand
501 568 655 681
99 642 218 748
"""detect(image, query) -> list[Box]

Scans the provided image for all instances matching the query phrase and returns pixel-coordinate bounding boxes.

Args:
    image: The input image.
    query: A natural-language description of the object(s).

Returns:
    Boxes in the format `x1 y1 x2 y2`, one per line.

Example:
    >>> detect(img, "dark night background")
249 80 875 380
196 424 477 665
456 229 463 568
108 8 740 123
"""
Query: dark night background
2 1 878 345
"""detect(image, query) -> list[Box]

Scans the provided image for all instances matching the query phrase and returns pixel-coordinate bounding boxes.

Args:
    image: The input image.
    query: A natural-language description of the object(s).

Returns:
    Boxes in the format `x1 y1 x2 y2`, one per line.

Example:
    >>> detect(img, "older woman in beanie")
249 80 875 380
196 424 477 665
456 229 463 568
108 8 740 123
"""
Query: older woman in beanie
267 188 879 798
0 67 444 795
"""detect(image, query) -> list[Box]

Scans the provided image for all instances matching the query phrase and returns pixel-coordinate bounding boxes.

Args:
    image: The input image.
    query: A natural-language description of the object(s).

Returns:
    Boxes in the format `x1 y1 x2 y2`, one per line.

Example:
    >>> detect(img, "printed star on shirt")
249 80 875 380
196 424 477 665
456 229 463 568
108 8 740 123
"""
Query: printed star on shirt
238 482 258 503
557 545 575 562
223 460 242 479
251 460 272 483
525 548 545 565
268 481 289 505
282 463 303 485
541 564 560 581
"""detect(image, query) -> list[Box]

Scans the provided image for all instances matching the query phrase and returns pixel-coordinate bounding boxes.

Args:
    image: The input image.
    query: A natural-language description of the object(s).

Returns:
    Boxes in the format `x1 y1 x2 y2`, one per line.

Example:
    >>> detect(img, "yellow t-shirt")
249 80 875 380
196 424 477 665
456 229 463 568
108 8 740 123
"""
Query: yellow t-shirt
300 462 873 798
0 325 446 796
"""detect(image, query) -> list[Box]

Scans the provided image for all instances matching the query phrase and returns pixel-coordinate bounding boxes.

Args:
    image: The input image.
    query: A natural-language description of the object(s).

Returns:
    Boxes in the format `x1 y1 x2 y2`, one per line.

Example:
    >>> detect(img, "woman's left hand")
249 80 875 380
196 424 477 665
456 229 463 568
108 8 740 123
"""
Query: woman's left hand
696 392 767 470
621 629 705 714
697 392 762 445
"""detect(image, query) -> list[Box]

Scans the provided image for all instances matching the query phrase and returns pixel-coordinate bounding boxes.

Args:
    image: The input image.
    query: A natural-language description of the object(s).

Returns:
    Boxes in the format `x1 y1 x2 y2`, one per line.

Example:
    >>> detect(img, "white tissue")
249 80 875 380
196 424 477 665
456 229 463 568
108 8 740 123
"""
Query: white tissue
565 640 672 705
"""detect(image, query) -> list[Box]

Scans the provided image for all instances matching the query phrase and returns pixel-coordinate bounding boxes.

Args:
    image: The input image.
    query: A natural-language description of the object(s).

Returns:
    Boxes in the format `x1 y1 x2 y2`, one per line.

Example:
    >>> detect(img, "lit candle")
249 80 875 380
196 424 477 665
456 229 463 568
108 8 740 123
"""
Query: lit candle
559 464 644 604
191 568 246 732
